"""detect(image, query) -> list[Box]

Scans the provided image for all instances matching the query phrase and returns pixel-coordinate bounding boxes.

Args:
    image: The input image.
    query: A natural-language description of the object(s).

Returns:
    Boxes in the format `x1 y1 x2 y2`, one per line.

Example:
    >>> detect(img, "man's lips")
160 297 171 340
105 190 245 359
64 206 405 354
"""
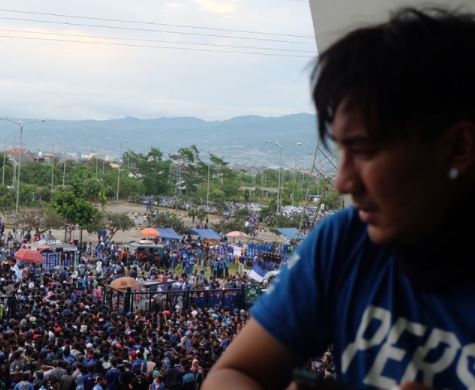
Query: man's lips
354 203 378 223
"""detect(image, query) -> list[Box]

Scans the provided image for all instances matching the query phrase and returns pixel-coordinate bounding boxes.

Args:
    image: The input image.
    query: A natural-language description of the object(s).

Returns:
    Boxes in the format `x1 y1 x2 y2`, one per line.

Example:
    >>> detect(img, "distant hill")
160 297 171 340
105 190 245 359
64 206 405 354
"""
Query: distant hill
0 113 321 168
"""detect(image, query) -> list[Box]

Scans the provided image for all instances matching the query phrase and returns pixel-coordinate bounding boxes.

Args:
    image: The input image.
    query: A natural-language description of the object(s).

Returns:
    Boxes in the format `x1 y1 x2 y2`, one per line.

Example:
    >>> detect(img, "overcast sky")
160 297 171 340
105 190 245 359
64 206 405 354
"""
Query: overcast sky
0 0 317 121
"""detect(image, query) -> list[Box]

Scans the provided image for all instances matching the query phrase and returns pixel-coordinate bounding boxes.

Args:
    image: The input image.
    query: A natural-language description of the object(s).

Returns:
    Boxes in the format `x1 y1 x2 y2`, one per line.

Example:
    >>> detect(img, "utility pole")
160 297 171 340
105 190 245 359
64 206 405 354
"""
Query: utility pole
51 144 55 193
116 140 128 202
63 159 66 186
0 118 45 213
265 141 302 215
206 163 210 209
2 151 6 186
95 145 99 179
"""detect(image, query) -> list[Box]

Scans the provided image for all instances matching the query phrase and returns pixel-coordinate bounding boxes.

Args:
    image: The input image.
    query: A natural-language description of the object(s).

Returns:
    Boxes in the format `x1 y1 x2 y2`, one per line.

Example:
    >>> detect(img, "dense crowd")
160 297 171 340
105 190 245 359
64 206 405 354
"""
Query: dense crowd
0 260 248 389
0 218 334 390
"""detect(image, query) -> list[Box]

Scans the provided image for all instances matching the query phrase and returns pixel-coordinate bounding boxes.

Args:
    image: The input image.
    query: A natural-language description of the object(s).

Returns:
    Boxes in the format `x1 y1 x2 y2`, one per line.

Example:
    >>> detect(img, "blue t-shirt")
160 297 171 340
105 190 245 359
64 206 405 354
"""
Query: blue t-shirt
105 367 122 390
251 207 475 389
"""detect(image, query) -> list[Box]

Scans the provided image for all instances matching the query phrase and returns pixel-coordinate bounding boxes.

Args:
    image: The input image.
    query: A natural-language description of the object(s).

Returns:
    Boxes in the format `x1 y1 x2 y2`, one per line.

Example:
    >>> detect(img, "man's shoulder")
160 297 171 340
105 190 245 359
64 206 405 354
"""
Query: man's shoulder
299 207 368 263
314 207 387 271
312 207 364 237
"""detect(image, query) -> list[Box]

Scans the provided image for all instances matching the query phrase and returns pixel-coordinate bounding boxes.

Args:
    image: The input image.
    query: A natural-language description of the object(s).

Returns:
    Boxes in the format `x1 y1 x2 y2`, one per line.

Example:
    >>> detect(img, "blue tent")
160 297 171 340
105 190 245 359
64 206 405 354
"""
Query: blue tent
156 228 181 241
275 228 304 240
190 228 221 240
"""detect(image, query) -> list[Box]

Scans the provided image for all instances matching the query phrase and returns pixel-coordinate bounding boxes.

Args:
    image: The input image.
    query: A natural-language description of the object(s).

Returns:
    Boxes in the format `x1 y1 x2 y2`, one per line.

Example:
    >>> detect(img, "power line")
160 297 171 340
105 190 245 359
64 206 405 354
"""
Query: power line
0 34 313 58
0 28 316 54
0 16 314 45
0 8 315 39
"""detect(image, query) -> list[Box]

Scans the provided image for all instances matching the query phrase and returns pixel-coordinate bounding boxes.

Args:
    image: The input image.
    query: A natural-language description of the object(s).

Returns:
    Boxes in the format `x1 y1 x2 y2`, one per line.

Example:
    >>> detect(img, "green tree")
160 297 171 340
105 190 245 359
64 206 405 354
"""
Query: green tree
100 212 134 240
123 148 170 196
14 207 64 234
0 186 15 211
71 172 106 202
196 207 208 224
169 145 203 196
187 207 197 222
52 191 99 239
20 160 51 186
0 152 13 188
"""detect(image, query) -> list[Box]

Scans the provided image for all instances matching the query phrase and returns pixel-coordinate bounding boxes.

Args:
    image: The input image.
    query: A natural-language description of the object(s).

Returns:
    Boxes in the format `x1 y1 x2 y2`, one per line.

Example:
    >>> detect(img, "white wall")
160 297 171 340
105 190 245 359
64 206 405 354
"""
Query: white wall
309 0 475 52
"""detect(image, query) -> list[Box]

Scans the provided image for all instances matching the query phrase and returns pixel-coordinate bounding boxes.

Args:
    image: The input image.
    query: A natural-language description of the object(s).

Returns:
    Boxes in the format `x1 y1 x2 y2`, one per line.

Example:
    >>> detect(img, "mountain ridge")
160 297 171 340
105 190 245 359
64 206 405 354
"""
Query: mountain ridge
0 113 319 167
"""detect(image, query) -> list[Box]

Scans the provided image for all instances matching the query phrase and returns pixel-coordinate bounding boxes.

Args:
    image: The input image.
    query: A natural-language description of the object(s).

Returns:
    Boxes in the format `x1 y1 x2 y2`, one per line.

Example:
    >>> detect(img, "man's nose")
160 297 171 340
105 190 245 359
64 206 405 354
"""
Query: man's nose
333 153 361 195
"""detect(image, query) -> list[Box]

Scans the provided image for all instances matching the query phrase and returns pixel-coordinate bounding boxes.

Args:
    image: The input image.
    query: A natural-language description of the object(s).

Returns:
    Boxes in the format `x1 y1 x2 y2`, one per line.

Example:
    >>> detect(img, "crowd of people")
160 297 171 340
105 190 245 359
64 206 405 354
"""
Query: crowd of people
0 221 334 390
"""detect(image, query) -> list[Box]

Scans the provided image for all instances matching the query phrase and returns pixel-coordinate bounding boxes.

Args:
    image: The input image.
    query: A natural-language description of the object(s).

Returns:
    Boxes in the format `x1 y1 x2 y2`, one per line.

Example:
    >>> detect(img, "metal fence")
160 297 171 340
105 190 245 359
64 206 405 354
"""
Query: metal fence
103 287 245 314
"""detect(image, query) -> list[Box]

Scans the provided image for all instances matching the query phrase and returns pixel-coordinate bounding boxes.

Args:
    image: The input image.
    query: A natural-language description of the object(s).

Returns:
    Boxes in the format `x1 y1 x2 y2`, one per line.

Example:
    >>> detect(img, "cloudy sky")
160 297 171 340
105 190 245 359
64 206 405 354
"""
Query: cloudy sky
0 0 317 121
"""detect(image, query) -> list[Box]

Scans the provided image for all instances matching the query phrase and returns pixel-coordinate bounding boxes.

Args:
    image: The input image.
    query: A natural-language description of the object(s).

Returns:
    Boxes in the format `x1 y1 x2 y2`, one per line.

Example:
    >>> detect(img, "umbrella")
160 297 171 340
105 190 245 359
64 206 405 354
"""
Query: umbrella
14 248 44 264
110 276 139 290
139 227 160 238
226 231 248 239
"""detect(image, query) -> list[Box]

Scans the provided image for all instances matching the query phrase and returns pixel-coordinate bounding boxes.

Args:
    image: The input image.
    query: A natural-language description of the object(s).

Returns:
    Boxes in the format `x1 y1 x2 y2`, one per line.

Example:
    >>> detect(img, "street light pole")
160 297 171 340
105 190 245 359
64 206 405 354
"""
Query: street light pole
277 143 282 214
16 122 24 214
265 140 283 214
95 145 99 179
0 118 45 213
2 149 6 186
63 159 66 186
103 137 111 174
51 144 55 193
206 162 210 208
265 141 302 214
116 165 120 202
116 140 128 202
0 138 12 187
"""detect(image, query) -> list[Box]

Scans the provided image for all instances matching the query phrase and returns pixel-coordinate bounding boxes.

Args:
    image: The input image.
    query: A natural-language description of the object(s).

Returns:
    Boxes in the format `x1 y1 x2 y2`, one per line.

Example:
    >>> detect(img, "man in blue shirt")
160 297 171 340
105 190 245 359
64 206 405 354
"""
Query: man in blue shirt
204 7 475 390
105 359 122 390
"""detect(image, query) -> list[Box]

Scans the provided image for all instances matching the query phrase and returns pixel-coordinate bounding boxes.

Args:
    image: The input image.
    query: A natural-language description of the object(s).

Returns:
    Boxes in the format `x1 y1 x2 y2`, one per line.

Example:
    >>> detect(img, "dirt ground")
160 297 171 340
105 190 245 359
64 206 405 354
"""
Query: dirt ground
44 202 284 245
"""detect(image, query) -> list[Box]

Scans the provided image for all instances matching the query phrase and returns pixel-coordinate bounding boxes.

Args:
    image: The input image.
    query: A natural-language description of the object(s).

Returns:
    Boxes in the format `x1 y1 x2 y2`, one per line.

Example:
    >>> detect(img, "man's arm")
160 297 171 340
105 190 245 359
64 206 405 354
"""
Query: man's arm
202 318 299 389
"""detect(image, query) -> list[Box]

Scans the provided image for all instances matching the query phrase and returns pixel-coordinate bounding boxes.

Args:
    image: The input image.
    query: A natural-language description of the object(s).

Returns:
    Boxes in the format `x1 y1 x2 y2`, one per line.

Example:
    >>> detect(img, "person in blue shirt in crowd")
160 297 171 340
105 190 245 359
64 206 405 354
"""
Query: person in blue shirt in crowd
203 7 475 390
105 358 122 390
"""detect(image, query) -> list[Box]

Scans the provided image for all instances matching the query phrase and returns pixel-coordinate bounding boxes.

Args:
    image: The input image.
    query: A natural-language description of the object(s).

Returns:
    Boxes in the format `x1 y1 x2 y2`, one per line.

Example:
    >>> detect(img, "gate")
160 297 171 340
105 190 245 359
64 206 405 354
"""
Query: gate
104 287 245 314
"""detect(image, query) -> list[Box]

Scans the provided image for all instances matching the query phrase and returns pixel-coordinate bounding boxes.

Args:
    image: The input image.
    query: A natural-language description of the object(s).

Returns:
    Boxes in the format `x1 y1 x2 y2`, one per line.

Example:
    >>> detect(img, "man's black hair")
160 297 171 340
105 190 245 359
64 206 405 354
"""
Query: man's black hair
312 7 475 147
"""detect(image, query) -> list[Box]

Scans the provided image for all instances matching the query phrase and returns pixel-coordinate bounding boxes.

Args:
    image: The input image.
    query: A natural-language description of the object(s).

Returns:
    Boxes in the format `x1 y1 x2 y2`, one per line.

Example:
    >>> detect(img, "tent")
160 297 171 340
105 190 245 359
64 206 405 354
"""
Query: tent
275 228 304 241
156 228 181 241
29 234 77 270
190 228 221 241
30 234 77 252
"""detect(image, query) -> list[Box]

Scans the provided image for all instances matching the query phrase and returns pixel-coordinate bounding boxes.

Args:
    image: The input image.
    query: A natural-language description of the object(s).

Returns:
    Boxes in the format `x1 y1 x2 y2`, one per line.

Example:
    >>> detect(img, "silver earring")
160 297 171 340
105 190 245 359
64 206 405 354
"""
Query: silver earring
448 167 459 180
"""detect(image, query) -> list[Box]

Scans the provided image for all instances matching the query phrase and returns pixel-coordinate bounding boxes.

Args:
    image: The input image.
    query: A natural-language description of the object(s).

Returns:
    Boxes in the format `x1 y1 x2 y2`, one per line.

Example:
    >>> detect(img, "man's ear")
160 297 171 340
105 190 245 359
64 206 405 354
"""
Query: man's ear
447 121 475 174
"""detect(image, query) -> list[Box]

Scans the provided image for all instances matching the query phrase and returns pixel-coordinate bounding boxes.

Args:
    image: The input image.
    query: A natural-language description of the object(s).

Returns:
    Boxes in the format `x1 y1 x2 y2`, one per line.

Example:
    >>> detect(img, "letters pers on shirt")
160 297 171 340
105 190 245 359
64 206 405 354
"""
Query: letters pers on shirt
251 208 475 389
342 305 475 388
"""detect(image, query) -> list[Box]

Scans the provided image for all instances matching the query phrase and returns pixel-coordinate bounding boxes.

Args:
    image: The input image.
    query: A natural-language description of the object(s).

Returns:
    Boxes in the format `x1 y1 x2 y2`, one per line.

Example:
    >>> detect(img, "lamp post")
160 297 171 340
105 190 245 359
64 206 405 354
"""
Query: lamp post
0 137 14 187
265 141 302 214
0 118 45 213
116 140 128 202
51 144 55 193
2 149 5 186
206 162 211 209
292 158 297 206
204 148 226 208
63 159 66 186
95 144 99 179
103 137 111 174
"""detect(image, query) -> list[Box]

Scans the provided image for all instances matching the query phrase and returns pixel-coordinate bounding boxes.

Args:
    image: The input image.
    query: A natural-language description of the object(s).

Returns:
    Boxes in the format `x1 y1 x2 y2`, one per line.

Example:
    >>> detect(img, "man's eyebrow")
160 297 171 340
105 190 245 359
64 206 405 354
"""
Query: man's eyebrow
329 134 375 146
